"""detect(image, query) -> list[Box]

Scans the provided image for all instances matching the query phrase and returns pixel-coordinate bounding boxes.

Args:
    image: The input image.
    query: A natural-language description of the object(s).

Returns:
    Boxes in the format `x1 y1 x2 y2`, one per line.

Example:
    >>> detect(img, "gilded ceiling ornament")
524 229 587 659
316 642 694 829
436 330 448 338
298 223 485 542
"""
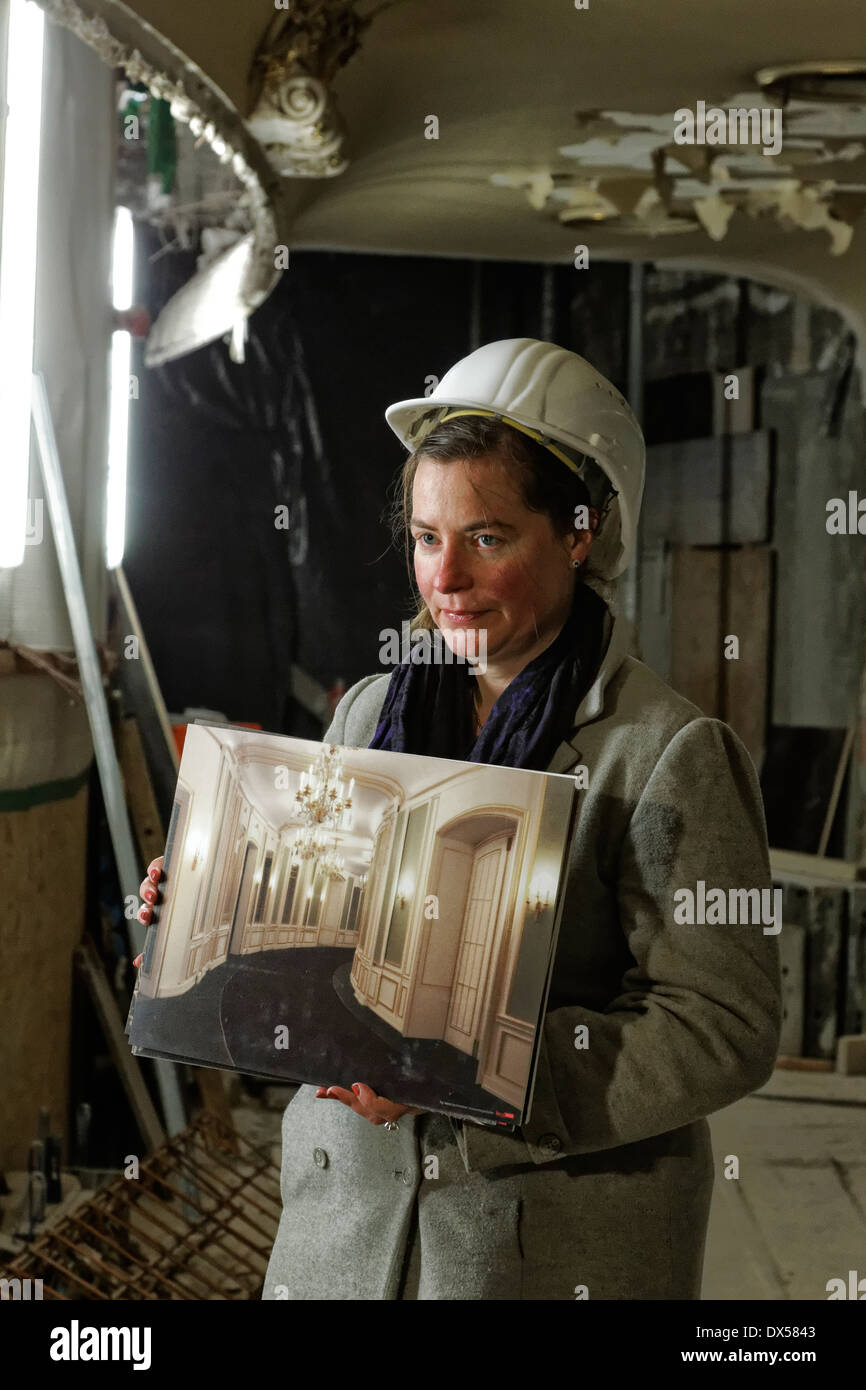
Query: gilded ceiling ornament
248 0 407 177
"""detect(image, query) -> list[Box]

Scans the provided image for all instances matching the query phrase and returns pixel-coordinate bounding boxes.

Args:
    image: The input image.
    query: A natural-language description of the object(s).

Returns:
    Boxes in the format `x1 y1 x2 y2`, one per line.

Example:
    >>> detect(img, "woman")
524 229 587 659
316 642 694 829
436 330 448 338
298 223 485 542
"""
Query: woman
140 337 781 1300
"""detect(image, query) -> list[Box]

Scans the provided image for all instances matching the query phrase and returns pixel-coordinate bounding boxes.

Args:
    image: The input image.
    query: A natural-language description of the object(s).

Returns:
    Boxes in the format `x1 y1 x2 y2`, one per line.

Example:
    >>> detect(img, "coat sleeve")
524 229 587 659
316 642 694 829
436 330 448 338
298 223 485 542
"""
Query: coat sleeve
456 716 782 1174
322 674 387 746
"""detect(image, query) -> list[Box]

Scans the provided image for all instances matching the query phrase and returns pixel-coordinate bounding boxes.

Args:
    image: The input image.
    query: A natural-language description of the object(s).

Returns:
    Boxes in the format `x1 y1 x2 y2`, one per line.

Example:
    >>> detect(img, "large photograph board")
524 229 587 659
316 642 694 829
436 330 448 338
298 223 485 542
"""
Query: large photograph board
127 722 578 1128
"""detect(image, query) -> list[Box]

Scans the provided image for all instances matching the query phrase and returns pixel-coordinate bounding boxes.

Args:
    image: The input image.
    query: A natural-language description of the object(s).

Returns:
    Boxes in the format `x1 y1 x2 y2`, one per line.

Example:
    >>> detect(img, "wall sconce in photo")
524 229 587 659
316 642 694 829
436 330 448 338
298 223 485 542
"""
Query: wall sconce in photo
526 876 554 918
397 875 414 910
189 834 208 872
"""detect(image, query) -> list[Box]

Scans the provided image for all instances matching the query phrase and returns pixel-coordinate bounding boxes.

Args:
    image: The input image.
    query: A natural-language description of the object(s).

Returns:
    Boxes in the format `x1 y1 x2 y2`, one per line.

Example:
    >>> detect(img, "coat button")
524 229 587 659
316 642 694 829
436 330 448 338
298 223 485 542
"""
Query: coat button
538 1133 562 1155
394 1168 415 1185
313 1148 328 1168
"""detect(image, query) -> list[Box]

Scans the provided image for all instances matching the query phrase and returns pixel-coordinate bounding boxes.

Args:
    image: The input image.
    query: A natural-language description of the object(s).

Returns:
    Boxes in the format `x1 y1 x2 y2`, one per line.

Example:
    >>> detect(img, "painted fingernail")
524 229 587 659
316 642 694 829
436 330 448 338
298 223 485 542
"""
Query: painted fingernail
351 1084 361 1095
149 868 161 882
143 888 156 903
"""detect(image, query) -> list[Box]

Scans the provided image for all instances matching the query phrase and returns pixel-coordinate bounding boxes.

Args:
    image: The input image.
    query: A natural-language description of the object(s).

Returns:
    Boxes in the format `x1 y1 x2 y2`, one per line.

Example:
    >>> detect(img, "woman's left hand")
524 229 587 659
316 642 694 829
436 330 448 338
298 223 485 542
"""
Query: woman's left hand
315 1081 426 1125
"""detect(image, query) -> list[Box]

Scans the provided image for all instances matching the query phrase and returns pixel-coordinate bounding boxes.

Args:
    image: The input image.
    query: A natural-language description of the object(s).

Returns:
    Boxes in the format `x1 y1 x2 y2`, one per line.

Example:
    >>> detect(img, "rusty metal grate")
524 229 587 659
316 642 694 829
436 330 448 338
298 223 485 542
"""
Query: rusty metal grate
0 1111 282 1300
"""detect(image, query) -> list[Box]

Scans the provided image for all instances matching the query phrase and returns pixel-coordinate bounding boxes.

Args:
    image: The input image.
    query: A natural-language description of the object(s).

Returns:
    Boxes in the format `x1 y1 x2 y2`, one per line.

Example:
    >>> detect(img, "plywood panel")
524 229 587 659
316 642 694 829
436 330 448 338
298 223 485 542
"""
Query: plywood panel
117 715 165 867
725 545 771 770
635 544 671 680
643 432 771 547
670 547 723 716
762 372 865 731
670 545 770 768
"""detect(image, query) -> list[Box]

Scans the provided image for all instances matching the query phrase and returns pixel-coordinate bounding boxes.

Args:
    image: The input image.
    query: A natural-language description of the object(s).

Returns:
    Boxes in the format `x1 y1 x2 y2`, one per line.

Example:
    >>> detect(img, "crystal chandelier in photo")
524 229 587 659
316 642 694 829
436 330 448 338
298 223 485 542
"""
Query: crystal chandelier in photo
319 836 347 882
289 824 329 862
294 744 354 832
290 745 354 877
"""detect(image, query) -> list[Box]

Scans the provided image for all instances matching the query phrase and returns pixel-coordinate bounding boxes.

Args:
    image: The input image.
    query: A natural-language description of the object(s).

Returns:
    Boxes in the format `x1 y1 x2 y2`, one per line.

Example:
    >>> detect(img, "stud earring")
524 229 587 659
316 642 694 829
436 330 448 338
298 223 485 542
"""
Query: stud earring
571 559 581 568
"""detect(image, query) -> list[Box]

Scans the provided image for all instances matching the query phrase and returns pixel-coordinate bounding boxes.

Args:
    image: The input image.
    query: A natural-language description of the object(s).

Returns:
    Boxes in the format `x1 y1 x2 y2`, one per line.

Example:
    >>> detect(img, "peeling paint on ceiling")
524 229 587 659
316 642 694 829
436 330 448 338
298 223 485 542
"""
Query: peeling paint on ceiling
495 92 866 255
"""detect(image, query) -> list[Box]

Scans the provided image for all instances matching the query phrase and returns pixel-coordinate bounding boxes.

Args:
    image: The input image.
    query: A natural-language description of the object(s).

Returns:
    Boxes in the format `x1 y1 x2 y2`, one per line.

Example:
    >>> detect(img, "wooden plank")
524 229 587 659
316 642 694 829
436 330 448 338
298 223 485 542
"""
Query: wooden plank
724 544 770 771
817 724 855 858
835 1035 866 1075
194 1069 237 1150
669 545 770 768
74 938 166 1153
756 1071 866 1108
670 547 722 716
114 568 178 772
116 717 165 869
770 848 860 884
111 567 179 830
635 544 671 681
762 372 865 732
775 1055 832 1072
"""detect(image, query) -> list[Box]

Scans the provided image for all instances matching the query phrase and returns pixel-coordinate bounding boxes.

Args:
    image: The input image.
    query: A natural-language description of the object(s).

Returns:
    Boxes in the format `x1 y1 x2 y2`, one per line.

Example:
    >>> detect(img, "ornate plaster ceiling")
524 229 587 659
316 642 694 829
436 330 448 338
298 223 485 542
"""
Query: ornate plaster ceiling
34 0 866 363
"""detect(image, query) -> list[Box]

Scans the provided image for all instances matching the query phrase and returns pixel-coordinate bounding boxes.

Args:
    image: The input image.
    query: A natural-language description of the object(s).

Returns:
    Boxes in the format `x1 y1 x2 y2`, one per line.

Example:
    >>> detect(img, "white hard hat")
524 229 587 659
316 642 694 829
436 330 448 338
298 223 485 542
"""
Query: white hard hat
385 337 645 579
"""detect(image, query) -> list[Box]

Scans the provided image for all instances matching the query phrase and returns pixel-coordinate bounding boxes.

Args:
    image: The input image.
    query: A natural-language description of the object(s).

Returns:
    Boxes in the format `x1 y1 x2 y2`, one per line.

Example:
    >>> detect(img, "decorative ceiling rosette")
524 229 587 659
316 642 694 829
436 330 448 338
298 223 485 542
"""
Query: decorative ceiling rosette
248 0 405 177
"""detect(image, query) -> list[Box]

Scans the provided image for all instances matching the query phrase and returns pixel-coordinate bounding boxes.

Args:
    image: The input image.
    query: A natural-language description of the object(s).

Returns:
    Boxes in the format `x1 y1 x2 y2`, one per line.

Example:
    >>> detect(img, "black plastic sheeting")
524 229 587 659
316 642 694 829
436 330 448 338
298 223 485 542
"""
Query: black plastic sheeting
125 238 629 735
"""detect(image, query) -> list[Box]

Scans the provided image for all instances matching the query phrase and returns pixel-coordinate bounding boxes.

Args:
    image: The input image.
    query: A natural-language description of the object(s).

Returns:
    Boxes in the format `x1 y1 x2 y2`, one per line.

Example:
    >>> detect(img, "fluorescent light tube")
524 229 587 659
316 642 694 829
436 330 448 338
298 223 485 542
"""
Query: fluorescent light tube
0 0 45 569
105 206 134 569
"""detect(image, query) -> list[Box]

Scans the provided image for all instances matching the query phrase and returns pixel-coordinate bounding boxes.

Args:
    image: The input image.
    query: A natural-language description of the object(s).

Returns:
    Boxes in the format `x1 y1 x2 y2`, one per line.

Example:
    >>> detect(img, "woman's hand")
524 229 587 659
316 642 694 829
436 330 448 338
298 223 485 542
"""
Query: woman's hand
315 1081 426 1126
132 855 164 967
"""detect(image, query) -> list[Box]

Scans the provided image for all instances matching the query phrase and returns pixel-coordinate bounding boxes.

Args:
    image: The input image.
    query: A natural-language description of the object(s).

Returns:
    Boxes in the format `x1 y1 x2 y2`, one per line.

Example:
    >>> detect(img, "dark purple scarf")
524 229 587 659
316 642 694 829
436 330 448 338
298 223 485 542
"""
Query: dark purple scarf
368 581 608 771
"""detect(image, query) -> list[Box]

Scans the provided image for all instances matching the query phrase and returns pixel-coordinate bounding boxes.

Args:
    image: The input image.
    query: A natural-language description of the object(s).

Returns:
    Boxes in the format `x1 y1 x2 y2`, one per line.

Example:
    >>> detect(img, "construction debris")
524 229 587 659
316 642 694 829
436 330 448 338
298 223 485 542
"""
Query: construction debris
0 1112 281 1300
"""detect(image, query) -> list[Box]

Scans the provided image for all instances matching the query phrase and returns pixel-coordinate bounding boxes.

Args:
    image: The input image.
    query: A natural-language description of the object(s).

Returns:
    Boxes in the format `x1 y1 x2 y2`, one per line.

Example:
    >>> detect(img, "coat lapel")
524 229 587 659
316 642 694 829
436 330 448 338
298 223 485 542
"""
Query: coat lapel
546 737 584 775
544 609 631 775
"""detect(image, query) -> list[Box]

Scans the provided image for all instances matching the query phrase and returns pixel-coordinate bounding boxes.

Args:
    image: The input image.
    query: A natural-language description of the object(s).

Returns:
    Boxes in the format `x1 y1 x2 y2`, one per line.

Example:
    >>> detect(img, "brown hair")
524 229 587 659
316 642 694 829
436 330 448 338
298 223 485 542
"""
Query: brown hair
388 414 595 632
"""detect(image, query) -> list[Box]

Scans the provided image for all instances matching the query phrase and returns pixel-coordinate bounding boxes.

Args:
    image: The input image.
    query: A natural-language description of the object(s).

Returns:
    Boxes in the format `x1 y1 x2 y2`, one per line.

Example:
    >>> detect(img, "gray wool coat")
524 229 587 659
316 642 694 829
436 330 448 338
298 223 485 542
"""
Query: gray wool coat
263 609 782 1300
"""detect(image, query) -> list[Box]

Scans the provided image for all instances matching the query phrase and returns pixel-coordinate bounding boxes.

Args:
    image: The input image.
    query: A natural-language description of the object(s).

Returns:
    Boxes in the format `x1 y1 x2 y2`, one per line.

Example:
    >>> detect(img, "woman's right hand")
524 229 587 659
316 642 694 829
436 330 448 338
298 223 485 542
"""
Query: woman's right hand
132 855 164 968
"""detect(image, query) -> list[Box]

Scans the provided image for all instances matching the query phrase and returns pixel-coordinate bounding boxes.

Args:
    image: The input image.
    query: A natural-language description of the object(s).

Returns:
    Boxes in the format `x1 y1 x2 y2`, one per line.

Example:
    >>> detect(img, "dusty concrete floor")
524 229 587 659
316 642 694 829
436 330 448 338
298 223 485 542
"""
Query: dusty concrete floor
703 1070 866 1300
